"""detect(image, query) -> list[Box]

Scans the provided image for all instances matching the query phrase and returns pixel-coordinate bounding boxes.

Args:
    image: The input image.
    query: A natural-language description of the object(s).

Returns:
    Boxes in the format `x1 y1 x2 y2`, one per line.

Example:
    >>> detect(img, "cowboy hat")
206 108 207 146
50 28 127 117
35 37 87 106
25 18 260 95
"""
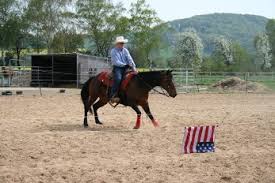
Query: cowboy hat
114 36 128 44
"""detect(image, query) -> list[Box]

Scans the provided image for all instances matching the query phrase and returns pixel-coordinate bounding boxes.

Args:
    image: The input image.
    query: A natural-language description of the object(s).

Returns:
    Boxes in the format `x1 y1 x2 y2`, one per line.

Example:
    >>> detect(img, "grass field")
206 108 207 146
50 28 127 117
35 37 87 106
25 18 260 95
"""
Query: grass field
173 72 275 91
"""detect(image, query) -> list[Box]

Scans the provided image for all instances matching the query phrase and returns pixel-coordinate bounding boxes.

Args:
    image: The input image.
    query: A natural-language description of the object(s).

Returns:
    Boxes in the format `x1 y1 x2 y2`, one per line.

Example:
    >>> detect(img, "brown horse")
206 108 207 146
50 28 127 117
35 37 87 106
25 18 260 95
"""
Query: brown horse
81 70 177 129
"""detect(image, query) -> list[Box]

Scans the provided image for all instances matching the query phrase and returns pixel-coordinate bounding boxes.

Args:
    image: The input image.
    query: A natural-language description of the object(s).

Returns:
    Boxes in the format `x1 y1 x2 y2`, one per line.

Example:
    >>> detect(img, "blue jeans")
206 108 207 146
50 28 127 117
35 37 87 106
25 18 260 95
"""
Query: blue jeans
110 66 127 98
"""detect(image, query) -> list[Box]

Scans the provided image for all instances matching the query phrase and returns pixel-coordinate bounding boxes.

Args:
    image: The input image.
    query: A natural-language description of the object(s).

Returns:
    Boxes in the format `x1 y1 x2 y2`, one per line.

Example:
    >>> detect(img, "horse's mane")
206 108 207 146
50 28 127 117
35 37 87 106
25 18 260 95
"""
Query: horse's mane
136 71 165 86
138 70 164 77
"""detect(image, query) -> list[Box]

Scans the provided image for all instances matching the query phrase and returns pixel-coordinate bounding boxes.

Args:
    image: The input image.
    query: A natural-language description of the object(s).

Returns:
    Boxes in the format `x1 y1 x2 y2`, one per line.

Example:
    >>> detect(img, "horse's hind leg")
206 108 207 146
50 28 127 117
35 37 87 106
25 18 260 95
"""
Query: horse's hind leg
83 96 97 128
131 106 142 129
93 98 108 125
141 102 159 127
83 107 89 128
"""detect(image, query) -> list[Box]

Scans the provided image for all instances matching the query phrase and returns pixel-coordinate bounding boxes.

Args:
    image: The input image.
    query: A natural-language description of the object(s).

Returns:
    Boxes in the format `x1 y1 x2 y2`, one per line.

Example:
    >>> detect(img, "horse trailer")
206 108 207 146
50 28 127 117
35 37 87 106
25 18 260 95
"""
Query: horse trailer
31 53 111 87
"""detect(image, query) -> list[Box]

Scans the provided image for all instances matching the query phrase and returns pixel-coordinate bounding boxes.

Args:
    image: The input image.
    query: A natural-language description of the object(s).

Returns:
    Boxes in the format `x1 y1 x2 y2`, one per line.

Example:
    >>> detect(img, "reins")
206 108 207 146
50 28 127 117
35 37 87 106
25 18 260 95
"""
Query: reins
136 74 170 97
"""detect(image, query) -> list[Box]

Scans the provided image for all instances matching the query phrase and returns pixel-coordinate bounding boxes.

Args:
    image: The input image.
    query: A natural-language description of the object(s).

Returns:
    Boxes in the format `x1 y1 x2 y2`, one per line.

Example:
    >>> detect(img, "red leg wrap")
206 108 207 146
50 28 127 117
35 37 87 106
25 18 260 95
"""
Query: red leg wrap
133 115 141 129
152 119 159 127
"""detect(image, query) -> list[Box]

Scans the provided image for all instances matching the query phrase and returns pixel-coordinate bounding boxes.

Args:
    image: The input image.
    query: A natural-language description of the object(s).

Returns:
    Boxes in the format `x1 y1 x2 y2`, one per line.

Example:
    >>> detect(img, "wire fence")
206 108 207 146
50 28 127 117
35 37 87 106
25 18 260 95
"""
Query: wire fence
173 70 275 93
1 66 275 93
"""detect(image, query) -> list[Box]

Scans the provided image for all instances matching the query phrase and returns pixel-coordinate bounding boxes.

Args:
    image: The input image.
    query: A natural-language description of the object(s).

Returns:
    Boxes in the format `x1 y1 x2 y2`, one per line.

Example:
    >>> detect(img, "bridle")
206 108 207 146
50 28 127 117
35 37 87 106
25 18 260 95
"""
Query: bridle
136 75 171 97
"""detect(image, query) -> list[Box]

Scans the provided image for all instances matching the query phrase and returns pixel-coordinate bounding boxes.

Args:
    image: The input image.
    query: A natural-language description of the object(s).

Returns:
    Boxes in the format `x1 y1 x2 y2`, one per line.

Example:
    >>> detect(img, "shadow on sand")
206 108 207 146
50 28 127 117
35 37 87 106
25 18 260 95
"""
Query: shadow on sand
35 123 134 133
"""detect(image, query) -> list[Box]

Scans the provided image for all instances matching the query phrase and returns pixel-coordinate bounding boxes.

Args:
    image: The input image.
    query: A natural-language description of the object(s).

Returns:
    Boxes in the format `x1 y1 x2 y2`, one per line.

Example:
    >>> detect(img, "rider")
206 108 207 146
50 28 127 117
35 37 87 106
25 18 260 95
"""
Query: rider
110 36 137 103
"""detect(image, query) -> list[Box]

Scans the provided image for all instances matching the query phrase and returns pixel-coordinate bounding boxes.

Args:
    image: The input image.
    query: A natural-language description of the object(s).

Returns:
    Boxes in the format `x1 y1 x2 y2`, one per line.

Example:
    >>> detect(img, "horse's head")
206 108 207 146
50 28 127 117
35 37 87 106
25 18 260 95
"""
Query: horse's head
160 70 177 98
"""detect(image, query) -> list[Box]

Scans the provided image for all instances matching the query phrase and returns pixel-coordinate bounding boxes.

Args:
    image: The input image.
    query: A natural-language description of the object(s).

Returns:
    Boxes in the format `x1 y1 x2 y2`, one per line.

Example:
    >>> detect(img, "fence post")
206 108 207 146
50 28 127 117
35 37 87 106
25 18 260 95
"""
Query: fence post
245 72 249 93
76 54 79 89
185 69 188 92
38 67 42 96
51 55 54 87
8 69 11 87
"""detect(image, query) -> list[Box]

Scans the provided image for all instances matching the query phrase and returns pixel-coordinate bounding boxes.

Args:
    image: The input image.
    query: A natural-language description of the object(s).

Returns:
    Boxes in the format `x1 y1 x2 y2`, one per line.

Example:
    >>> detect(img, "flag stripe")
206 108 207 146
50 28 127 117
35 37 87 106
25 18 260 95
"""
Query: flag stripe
189 127 198 153
210 126 215 142
184 127 191 154
182 128 189 153
200 126 206 142
192 126 200 153
197 126 203 143
207 126 212 142
186 127 194 153
203 126 209 142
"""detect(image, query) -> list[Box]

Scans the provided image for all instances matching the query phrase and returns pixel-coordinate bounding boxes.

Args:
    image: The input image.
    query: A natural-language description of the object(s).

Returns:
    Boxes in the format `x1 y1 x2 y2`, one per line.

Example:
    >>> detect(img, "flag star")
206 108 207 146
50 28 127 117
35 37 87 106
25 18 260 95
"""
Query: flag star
206 144 209 146
202 144 204 147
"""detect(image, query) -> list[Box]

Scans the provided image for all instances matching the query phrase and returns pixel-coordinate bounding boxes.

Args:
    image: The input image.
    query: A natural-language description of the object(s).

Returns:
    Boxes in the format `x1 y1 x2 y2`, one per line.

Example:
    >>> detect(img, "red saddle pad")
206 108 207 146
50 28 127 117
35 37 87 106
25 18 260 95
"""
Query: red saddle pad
98 71 137 90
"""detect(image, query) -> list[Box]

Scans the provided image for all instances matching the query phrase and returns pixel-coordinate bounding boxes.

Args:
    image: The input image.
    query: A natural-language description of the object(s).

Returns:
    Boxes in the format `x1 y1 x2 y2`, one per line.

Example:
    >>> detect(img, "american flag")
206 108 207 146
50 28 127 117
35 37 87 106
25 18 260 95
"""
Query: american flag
182 125 217 154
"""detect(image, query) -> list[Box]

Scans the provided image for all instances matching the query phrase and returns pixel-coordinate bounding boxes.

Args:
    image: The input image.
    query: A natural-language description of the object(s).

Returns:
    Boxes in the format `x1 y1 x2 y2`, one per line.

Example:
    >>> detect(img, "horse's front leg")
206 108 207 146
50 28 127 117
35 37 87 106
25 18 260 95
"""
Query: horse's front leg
141 102 159 127
131 106 142 129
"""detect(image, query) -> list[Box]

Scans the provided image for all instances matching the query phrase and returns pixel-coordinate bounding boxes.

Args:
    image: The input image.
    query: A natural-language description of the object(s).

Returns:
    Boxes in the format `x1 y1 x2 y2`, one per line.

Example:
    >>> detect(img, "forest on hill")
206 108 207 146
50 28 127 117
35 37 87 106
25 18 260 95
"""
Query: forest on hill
168 13 268 54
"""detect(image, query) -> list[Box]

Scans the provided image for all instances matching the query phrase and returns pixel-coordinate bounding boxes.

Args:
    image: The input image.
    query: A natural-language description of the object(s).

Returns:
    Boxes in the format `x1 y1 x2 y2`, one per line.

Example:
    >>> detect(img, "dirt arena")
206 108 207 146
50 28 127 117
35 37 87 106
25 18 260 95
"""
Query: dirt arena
0 91 275 183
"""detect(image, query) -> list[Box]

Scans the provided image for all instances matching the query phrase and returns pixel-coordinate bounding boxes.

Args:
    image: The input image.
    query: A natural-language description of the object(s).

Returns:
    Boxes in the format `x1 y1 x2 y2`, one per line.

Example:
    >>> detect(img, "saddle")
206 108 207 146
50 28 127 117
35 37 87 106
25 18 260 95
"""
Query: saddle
98 70 137 90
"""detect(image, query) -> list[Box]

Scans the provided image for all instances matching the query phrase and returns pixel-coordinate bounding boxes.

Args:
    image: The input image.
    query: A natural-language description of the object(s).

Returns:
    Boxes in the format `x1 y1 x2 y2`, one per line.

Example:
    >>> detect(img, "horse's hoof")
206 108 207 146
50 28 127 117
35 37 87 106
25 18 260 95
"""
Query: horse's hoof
133 126 140 129
84 125 89 128
153 123 159 127
152 120 159 127
96 122 103 125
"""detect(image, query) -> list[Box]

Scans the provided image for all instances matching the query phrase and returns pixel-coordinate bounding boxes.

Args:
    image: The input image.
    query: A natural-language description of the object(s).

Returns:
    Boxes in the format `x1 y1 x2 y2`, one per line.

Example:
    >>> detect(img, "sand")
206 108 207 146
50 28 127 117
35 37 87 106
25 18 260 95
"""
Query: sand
0 92 275 183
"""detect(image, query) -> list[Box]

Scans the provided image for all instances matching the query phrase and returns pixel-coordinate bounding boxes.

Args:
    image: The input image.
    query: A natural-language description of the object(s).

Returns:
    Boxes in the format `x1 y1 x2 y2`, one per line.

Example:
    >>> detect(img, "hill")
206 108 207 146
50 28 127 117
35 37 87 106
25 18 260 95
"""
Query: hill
167 13 268 54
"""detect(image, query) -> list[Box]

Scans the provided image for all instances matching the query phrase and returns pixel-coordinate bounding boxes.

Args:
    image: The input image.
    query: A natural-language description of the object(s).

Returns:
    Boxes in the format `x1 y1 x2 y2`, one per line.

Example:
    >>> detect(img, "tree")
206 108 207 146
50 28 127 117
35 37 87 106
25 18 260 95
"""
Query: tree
129 0 162 67
26 0 71 53
231 43 252 72
51 29 83 53
6 15 28 66
0 0 17 59
254 33 272 71
266 19 275 68
76 0 128 57
172 30 203 71
212 36 233 66
0 0 30 66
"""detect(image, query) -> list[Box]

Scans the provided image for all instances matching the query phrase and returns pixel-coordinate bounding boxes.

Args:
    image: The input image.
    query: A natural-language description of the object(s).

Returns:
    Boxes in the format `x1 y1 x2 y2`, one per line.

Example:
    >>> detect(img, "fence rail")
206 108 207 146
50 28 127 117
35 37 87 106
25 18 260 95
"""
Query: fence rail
1 67 275 93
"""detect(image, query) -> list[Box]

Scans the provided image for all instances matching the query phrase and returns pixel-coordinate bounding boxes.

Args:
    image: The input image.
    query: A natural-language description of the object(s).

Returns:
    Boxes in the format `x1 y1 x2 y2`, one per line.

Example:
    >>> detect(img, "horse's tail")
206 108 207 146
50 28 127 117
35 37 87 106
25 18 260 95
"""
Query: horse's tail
81 77 95 114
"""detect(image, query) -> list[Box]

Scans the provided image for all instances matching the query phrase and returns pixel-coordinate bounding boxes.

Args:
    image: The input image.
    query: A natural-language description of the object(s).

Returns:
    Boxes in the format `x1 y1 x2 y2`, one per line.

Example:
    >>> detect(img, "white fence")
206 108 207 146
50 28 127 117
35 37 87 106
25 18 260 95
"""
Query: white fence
173 71 275 92
1 67 275 92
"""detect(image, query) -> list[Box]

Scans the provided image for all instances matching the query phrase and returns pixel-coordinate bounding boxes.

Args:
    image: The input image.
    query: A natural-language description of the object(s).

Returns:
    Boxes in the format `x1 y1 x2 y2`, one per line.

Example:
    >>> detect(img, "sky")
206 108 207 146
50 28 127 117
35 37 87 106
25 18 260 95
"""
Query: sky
114 0 275 21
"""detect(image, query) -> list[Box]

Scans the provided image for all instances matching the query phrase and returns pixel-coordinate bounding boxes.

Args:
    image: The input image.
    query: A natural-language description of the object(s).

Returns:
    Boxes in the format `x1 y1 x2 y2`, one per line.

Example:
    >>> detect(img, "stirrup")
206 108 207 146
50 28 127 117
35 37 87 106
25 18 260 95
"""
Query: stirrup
108 97 120 108
109 102 119 108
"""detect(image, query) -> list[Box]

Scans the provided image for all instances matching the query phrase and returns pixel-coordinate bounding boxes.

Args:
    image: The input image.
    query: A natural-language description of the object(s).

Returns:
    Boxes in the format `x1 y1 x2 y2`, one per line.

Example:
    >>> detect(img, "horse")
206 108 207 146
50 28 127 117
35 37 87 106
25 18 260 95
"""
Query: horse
80 70 177 129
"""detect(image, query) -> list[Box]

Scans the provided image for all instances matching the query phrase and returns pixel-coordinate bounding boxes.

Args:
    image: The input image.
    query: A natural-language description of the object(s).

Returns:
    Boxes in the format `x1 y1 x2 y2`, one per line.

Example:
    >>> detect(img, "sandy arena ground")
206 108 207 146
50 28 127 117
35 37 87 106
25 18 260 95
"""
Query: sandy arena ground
0 91 275 183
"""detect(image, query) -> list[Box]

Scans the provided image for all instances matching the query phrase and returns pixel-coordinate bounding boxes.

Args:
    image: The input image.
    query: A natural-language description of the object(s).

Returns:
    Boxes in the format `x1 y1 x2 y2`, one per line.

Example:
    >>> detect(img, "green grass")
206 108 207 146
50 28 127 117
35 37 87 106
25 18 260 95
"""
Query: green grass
173 74 275 91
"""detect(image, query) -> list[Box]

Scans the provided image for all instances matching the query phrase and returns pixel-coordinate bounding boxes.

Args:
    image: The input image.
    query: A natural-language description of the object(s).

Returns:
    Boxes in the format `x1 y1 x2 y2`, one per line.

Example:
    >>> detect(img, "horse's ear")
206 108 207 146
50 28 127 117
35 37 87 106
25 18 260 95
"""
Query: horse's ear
166 70 173 74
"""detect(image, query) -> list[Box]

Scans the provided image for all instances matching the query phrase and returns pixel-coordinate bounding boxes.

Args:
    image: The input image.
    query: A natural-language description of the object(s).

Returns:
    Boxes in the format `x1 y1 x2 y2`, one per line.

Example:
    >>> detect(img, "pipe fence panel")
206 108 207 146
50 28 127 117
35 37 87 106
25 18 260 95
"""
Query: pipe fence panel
1 67 275 92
